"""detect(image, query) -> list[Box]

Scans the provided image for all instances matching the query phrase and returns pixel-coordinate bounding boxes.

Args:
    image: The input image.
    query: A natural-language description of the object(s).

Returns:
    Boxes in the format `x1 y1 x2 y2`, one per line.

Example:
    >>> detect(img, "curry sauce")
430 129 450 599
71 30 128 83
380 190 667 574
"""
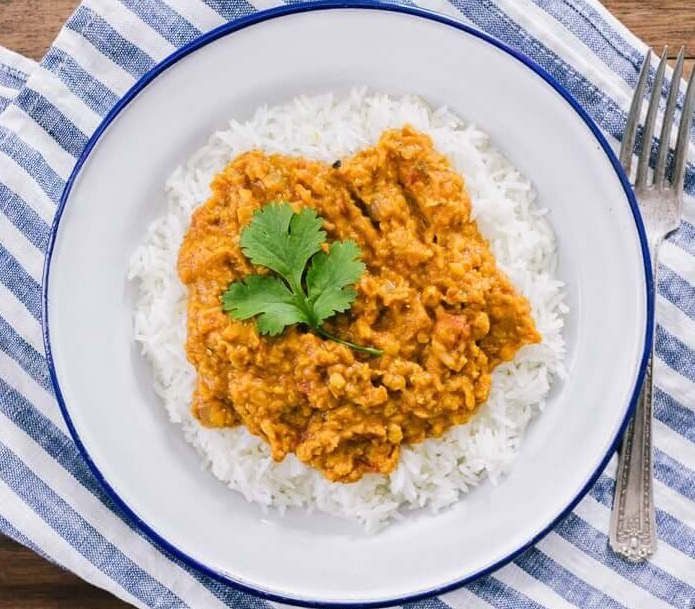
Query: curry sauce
177 127 540 482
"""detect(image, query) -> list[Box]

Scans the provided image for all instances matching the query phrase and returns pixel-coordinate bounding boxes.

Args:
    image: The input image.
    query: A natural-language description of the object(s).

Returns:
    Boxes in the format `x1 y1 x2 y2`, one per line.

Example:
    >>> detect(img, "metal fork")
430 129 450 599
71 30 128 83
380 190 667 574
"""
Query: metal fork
609 47 695 562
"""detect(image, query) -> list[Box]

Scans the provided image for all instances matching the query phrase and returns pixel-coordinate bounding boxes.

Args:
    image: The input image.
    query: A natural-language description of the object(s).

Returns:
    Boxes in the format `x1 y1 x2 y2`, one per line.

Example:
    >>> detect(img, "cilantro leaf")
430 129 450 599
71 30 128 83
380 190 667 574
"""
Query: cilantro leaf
222 202 381 355
307 240 365 324
221 275 308 336
239 203 325 290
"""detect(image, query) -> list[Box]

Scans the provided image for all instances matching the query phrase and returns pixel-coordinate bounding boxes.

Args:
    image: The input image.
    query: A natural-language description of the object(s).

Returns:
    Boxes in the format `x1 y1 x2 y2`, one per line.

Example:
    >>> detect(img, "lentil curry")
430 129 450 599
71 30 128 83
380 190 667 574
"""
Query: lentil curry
178 127 540 483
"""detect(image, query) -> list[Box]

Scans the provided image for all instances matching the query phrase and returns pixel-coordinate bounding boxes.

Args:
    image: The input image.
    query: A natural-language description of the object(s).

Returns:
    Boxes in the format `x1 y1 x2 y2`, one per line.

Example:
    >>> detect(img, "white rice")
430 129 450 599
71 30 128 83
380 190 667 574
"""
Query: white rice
128 89 567 532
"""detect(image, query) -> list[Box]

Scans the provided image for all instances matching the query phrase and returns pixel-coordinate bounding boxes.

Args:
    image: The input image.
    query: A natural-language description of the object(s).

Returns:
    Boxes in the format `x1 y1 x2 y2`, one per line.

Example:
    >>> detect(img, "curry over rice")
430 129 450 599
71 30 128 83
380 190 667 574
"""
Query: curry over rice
177 127 540 483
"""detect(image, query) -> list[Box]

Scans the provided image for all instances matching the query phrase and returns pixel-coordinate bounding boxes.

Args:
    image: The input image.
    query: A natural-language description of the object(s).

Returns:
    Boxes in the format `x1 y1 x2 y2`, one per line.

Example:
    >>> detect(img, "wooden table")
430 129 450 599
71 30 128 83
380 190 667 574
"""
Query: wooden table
0 1 693 608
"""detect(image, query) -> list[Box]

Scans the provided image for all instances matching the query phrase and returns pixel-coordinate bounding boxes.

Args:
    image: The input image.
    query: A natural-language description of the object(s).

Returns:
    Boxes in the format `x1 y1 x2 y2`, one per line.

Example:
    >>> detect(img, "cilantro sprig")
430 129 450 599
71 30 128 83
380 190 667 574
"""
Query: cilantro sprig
222 202 382 356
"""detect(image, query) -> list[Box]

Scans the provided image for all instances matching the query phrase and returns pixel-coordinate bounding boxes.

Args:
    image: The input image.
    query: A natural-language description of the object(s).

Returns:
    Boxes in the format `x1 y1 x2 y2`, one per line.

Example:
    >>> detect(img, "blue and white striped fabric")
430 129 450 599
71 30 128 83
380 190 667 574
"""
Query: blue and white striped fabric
0 1 694 607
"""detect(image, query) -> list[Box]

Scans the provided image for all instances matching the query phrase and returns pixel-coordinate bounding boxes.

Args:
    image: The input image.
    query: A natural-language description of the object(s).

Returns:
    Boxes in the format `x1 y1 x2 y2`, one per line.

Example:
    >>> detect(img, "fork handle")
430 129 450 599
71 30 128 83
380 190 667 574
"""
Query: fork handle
609 257 658 561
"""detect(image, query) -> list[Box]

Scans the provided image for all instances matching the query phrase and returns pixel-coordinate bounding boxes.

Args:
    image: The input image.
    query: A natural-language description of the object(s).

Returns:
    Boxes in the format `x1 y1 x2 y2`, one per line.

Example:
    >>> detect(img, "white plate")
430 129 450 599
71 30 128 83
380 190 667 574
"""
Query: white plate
44 4 652 606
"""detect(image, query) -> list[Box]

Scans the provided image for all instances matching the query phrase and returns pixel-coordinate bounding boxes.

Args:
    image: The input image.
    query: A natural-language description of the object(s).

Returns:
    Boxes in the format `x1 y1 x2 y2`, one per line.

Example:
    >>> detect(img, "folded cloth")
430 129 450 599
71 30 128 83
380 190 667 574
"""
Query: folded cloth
0 1 693 608
0 48 36 113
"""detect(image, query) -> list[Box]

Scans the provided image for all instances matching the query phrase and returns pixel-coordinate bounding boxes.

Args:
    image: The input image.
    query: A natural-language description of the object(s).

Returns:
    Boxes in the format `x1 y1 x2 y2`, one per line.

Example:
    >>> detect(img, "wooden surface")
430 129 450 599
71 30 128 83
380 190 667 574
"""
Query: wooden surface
2 0 692 74
0 535 126 608
0 1 693 608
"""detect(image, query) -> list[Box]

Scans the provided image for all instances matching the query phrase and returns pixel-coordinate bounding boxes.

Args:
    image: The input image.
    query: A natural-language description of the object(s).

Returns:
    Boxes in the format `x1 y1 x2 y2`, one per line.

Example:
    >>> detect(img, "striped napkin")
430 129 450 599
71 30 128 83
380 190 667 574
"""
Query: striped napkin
1 1 694 607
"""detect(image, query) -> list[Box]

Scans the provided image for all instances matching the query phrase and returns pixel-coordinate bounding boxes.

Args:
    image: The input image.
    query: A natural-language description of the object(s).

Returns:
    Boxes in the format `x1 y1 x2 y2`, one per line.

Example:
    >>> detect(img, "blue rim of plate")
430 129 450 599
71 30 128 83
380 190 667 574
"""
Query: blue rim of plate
42 2 654 607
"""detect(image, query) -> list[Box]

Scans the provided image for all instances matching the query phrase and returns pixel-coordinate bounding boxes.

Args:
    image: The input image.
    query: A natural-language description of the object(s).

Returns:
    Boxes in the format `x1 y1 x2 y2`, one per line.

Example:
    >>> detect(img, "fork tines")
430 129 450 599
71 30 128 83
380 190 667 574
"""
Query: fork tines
620 46 695 195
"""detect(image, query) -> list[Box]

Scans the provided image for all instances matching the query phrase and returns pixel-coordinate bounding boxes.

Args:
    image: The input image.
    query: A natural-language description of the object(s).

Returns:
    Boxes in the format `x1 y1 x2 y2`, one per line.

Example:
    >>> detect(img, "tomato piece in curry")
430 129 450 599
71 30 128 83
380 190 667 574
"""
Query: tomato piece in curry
177 126 540 483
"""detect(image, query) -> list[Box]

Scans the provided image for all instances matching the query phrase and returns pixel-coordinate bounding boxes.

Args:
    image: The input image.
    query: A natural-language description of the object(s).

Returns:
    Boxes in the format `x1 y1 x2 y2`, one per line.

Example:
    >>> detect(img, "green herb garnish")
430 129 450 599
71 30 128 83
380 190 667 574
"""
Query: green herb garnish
222 202 382 356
